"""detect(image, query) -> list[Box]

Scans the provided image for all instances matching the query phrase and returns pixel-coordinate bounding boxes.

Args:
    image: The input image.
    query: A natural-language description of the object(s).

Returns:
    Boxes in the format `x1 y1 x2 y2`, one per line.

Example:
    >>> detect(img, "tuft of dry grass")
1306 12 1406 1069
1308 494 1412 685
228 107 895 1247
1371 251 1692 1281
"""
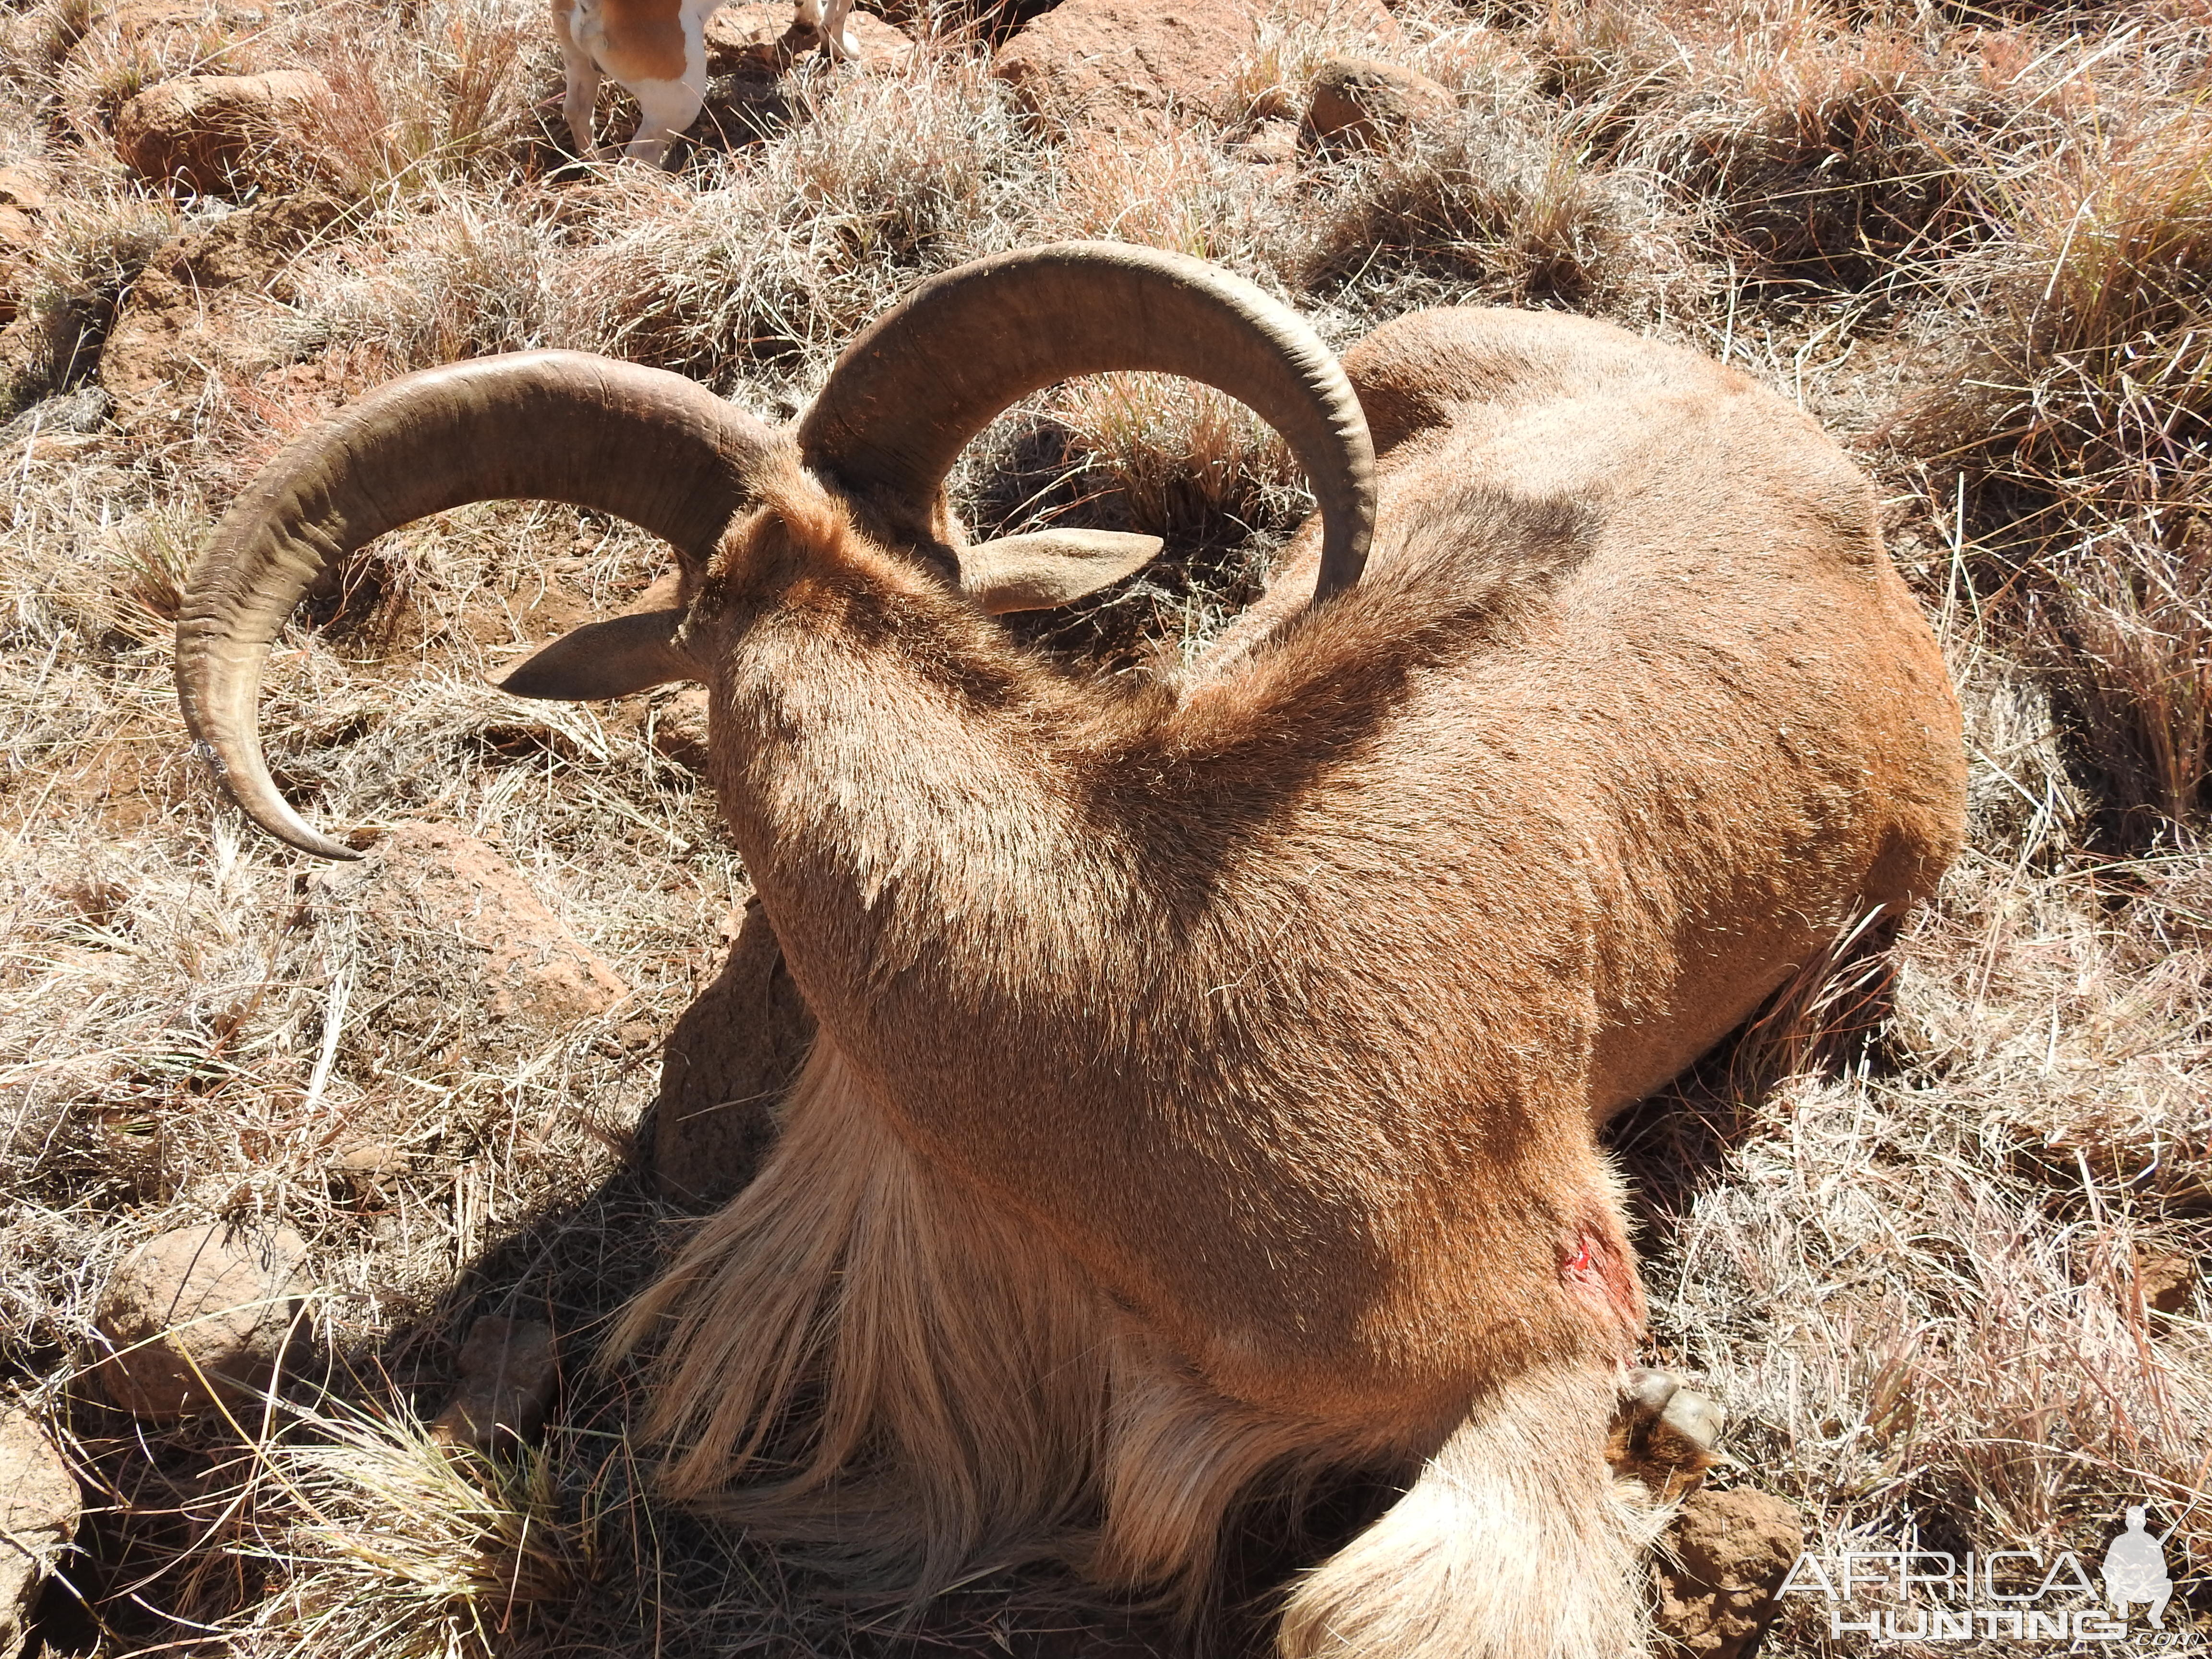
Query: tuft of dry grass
227 1402 590 1659
2041 526 2212 831
1043 373 1301 548
1897 112 2212 839
296 188 562 372
1220 0 1426 128
281 0 560 200
1048 123 1282 266
1 0 96 91
1607 13 2045 290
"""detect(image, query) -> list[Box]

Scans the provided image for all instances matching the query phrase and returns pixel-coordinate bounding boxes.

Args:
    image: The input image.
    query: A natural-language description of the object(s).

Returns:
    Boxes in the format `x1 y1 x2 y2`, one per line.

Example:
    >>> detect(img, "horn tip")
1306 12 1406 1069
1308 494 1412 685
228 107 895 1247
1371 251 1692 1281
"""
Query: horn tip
283 824 367 862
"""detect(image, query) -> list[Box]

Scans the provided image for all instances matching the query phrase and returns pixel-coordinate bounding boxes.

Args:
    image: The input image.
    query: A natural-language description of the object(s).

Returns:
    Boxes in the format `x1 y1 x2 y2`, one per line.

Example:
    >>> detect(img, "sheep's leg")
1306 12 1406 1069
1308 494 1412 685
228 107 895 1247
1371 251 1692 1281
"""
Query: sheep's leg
622 76 704 167
1277 1364 1662 1659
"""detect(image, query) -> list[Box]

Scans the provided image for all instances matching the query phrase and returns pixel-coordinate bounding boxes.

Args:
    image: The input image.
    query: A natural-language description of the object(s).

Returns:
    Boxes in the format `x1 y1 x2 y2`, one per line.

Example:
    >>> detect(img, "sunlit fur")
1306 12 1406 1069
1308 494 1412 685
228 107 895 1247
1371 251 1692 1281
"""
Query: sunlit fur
591 305 1966 1657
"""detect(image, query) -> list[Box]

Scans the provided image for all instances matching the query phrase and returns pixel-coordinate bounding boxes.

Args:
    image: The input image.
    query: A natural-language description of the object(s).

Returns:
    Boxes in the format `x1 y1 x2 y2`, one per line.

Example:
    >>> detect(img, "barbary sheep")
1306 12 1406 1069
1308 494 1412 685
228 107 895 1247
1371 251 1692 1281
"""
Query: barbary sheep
553 0 860 167
174 241 1966 1658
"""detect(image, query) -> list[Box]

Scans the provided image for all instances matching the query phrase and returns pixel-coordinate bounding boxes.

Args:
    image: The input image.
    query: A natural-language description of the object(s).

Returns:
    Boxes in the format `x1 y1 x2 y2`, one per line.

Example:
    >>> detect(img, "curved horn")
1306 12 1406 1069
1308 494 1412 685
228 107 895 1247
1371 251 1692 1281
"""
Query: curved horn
796 241 1376 600
175 351 778 861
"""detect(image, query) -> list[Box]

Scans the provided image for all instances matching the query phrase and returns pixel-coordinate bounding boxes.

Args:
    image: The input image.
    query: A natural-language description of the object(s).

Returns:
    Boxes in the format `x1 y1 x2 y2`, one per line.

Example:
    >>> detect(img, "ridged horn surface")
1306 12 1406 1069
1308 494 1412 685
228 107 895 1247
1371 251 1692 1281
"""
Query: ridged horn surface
797 241 1377 600
175 351 777 860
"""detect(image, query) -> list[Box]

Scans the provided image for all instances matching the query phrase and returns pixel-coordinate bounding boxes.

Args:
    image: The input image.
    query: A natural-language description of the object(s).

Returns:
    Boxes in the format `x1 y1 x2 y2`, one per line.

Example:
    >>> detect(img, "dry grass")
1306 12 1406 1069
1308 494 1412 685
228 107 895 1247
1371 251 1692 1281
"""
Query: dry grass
1 188 174 411
280 0 562 201
1903 115 2212 521
561 54 1042 400
1298 99 1697 318
1895 109 2212 842
225 1402 590 1659
1 0 2209 1653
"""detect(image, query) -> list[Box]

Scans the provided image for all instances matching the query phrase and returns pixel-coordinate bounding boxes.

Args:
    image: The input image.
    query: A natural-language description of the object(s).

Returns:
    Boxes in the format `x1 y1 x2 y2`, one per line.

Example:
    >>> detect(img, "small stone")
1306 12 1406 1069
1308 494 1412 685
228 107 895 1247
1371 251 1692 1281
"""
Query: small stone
113 68 327 192
1654 1487 1803 1659
0 1407 79 1654
93 1223 309 1420
332 1141 403 1176
429 1318 558 1452
329 1141 408 1202
1305 57 1455 149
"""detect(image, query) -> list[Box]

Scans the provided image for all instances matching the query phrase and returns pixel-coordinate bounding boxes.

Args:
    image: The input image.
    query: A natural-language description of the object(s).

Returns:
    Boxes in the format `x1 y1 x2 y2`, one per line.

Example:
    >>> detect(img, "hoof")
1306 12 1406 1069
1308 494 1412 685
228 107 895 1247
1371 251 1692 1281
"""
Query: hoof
1609 1367 1728 1498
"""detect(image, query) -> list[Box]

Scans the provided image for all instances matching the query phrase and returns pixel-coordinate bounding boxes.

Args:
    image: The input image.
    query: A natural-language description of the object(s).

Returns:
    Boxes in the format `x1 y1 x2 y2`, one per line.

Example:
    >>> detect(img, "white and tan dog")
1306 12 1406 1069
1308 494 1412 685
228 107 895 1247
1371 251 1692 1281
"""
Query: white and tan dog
553 0 860 166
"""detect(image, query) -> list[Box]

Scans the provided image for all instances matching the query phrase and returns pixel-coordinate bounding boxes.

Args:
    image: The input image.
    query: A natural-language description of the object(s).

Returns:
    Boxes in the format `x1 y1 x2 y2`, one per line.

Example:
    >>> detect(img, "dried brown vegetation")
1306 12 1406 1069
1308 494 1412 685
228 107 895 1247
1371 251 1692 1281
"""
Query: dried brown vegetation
0 0 2207 1654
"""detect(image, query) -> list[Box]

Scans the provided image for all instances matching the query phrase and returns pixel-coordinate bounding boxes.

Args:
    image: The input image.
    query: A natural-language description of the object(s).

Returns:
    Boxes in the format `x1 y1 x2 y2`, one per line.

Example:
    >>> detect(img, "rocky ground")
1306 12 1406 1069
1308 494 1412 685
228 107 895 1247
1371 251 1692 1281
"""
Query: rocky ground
0 0 2208 1654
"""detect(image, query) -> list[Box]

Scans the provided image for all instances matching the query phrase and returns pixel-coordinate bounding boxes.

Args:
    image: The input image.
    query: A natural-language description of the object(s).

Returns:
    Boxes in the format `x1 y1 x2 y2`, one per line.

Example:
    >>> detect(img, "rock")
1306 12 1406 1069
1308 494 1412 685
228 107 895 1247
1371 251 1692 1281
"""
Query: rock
0 168 47 326
307 824 627 1054
429 1317 559 1452
99 191 343 426
93 1223 309 1420
653 896 816 1205
0 169 47 215
332 1140 406 1178
702 1 910 75
329 1140 409 1204
113 68 326 192
0 1407 79 1654
993 0 1398 136
1654 1487 1803 1659
1306 57 1454 149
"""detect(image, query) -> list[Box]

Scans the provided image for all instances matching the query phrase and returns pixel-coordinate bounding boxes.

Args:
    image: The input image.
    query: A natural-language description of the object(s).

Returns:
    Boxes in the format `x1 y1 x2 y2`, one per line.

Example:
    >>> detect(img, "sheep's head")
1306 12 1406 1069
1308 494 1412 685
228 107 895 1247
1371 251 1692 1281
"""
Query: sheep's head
491 448 1181 704
174 243 1378 860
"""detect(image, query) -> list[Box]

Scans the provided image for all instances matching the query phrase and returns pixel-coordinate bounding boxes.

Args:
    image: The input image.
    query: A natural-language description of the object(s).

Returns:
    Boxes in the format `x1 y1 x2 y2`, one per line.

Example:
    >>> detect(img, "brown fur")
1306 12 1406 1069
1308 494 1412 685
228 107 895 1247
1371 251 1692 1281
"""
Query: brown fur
557 0 685 83
580 306 1966 1656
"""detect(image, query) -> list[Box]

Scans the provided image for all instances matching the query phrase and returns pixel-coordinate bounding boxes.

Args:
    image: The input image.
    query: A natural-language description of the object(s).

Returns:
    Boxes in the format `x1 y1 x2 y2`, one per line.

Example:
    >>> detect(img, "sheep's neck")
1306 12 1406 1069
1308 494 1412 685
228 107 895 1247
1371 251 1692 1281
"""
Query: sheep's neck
707 573 1135 1078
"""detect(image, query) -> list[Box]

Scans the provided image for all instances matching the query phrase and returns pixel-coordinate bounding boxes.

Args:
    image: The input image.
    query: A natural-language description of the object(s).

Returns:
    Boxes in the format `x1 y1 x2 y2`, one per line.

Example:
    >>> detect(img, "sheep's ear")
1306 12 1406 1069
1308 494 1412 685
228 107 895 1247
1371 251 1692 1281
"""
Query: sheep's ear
960 529 1164 615
497 608 694 700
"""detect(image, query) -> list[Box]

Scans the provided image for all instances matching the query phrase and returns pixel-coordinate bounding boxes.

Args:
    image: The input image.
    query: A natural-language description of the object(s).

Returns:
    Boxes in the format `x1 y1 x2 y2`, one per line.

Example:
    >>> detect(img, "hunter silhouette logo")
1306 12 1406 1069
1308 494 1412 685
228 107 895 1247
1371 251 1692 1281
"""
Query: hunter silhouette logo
2102 1506 2174 1629
1776 1507 2196 1643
